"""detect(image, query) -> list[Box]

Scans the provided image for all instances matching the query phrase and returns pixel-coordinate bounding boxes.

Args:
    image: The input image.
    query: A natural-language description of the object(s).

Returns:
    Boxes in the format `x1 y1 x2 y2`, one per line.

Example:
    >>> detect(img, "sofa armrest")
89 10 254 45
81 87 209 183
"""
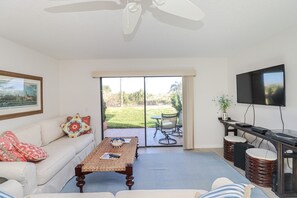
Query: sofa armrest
211 177 234 190
0 162 37 195
0 179 23 198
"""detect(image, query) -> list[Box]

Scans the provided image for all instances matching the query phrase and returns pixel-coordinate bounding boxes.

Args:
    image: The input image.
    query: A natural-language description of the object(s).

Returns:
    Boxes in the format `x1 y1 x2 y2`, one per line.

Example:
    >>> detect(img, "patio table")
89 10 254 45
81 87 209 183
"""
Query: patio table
151 115 161 137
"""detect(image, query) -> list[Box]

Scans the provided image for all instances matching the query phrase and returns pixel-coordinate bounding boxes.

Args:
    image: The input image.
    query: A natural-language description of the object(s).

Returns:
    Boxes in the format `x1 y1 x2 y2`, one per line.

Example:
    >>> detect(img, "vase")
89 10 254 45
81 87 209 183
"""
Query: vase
222 112 228 121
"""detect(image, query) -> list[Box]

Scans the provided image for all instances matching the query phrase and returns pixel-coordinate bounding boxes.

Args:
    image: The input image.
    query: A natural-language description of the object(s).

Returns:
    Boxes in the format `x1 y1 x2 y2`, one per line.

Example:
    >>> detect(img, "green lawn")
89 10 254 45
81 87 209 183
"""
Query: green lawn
106 105 176 128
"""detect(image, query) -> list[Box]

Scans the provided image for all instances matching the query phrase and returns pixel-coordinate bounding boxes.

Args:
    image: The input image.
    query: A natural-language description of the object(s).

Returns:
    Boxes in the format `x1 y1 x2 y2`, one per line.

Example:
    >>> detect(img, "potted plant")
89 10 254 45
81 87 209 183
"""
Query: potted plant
170 81 183 123
213 94 233 120
102 101 108 131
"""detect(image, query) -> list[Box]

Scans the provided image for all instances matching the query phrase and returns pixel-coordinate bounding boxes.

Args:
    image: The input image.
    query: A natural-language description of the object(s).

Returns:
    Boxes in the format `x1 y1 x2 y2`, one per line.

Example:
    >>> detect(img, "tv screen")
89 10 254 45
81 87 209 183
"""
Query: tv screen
236 65 285 106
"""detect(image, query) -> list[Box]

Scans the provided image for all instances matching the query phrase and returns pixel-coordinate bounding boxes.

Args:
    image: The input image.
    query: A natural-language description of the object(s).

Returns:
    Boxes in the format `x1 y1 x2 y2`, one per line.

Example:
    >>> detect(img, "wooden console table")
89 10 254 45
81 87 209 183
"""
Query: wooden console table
219 119 297 198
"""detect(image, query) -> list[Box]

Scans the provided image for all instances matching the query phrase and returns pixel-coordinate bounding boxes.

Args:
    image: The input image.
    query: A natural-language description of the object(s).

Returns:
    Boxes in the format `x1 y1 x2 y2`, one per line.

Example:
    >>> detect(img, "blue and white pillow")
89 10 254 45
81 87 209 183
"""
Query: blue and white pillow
199 183 246 198
0 191 15 198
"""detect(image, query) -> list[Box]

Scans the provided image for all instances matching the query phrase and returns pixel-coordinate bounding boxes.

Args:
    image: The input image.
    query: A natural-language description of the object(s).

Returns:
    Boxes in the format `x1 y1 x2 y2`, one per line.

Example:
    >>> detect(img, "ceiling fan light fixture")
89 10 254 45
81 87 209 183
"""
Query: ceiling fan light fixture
122 2 142 35
128 2 141 13
153 0 166 7
153 0 205 21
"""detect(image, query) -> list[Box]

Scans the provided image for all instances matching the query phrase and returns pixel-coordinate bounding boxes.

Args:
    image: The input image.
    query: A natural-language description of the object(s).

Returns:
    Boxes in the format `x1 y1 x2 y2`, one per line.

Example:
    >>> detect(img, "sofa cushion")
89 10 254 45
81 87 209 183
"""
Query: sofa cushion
49 134 94 154
14 125 42 147
35 144 75 185
15 143 48 162
116 190 208 198
40 116 67 146
0 132 26 162
25 192 115 198
61 114 91 138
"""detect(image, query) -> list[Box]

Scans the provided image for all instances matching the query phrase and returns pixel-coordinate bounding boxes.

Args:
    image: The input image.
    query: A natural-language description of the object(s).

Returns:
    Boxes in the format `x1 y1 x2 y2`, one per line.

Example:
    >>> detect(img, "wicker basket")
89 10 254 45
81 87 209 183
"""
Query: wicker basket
245 148 277 187
223 136 246 162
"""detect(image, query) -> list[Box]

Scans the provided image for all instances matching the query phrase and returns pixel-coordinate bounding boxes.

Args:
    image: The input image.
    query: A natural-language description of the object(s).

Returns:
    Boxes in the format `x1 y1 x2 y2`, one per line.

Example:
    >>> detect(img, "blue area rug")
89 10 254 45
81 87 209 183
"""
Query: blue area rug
61 152 268 197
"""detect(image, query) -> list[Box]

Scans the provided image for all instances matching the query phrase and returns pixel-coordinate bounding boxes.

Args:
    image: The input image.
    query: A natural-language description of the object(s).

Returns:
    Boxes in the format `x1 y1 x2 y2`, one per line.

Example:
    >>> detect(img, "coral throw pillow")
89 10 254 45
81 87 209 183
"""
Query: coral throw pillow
0 132 26 162
62 113 91 138
15 142 48 162
2 131 20 145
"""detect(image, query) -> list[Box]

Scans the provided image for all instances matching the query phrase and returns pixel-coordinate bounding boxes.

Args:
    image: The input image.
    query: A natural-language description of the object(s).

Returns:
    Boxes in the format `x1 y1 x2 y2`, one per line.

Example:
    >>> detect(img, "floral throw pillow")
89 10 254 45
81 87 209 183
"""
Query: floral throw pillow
66 115 92 136
61 114 91 138
15 142 48 162
0 132 26 162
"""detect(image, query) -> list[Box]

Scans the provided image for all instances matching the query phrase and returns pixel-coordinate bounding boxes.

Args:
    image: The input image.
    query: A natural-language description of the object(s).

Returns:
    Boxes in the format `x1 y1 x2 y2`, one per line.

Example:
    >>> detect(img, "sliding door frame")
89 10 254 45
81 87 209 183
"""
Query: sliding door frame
100 76 182 148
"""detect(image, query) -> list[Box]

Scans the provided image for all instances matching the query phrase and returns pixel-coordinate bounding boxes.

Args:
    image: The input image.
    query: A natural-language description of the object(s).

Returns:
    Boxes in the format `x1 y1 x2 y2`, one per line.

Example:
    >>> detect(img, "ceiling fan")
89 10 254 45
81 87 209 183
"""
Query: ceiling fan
48 0 205 35
122 0 205 34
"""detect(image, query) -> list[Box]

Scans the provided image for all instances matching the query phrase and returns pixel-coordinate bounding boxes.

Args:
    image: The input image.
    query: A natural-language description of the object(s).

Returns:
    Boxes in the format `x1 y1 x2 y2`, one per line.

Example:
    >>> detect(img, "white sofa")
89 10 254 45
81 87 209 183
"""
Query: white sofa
1 177 235 198
0 116 95 196
26 190 207 198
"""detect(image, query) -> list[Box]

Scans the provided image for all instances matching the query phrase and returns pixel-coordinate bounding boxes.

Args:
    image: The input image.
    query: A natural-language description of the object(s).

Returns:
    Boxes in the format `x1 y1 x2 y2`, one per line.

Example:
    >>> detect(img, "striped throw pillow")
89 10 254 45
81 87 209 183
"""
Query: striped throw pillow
0 190 15 198
199 183 247 198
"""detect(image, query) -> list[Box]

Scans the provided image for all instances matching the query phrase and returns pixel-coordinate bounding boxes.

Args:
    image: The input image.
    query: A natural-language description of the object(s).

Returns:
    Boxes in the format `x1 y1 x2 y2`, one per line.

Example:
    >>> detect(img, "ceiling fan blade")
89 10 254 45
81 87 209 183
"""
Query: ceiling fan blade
45 1 124 13
122 2 142 35
152 0 205 21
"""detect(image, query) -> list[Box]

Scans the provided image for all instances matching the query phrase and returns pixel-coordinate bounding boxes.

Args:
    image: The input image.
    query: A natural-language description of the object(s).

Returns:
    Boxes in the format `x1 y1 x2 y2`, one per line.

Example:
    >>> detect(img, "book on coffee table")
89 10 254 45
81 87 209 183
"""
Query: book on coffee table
100 152 121 160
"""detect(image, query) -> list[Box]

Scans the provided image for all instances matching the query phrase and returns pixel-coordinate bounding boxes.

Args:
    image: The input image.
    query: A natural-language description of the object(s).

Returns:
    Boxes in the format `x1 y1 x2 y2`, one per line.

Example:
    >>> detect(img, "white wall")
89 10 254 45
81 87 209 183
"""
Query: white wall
59 58 229 147
0 37 60 131
228 26 297 141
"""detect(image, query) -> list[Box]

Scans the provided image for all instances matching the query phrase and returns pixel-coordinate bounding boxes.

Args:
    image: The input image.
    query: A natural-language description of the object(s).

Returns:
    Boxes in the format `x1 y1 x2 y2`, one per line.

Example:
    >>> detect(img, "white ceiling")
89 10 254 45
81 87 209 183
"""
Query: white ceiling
0 0 297 59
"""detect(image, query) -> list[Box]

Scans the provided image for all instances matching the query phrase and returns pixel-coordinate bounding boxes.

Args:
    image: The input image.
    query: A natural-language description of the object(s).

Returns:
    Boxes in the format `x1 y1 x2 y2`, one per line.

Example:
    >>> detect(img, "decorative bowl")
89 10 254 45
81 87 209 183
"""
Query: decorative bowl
111 138 125 148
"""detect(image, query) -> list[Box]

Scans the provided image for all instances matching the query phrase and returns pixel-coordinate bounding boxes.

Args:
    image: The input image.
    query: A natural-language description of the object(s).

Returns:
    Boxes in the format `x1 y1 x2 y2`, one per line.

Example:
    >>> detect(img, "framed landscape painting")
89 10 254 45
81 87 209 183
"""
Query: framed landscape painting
0 70 43 120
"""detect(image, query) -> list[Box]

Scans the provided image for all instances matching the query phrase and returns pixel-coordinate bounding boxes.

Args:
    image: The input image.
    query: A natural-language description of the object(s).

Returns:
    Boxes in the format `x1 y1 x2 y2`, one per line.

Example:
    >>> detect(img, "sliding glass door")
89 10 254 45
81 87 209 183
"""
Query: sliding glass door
101 77 183 147
145 77 183 146
101 77 145 146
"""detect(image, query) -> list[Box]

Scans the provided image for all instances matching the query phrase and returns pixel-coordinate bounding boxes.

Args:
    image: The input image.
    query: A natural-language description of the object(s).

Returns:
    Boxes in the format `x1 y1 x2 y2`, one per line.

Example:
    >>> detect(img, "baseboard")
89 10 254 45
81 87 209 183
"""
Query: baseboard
194 144 223 149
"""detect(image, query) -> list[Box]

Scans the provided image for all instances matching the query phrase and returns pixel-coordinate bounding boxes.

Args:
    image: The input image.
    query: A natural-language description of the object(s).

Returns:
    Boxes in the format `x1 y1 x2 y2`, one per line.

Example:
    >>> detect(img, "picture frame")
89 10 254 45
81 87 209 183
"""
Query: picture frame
0 70 43 120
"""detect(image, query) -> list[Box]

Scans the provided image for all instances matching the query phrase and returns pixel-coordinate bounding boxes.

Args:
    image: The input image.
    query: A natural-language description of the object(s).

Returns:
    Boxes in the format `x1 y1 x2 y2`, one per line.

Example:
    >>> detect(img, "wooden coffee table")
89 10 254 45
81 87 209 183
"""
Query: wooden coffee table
75 137 138 193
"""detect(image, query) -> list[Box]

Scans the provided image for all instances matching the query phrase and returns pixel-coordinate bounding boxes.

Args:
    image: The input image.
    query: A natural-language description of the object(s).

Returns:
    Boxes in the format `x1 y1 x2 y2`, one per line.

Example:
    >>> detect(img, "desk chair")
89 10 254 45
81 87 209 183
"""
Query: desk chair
159 113 178 145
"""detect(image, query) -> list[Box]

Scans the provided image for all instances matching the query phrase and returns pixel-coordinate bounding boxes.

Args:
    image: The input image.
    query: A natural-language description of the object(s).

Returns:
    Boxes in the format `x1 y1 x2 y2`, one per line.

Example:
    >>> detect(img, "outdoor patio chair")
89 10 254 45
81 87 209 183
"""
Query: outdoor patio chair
171 112 183 137
172 124 183 137
159 113 178 145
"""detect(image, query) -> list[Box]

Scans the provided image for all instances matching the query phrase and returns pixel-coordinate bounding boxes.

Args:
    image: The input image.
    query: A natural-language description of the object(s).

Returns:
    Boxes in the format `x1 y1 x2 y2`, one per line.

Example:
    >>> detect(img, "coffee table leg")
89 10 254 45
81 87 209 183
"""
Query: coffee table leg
126 166 134 190
75 164 85 193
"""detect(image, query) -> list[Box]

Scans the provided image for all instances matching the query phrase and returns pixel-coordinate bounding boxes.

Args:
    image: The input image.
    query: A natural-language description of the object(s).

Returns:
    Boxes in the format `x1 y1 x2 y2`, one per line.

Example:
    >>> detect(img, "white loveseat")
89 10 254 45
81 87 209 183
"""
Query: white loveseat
0 116 95 196
26 190 207 198
1 177 236 198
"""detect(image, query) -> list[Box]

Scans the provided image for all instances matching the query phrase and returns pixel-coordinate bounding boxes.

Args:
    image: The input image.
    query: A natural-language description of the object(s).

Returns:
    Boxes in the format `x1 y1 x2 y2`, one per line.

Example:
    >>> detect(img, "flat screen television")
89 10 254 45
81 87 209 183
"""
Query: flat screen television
236 65 285 106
